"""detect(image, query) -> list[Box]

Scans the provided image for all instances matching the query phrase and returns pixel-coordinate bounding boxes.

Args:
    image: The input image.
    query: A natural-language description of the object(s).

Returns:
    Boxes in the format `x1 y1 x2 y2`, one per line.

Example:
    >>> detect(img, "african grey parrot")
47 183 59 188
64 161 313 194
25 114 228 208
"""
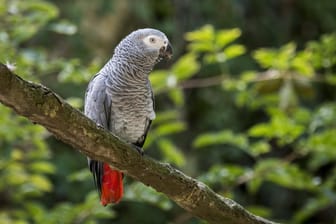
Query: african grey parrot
84 28 172 206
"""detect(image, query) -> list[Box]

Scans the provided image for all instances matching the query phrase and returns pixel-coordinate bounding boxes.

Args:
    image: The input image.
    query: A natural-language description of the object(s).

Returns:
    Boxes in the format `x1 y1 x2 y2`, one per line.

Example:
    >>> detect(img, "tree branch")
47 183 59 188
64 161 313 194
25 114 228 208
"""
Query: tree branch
0 63 277 224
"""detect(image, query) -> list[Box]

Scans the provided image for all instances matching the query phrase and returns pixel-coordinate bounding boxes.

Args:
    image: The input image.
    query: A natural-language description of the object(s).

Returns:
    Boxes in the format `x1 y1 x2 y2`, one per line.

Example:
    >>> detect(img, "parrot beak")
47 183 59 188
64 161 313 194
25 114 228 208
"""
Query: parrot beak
159 42 173 60
164 42 173 59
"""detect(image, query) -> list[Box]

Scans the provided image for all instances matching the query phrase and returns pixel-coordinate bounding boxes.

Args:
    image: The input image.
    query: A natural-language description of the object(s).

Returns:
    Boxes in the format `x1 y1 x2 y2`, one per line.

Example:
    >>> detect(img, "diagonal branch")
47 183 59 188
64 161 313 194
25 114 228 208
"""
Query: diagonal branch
0 63 277 224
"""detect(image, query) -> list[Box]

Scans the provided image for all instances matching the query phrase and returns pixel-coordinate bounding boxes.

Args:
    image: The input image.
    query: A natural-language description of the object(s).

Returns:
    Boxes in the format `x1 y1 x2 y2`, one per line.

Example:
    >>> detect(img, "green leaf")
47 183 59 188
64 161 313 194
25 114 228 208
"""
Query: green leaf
193 130 248 149
57 59 81 82
254 159 316 190
306 33 336 69
249 141 270 156
215 28 242 48
303 129 336 170
278 42 297 70
48 203 76 223
155 121 186 136
84 192 115 219
253 42 296 70
149 70 169 92
153 110 180 124
158 138 185 167
223 44 246 59
10 0 59 43
248 109 305 145
246 205 272 219
205 49 244 63
68 169 91 182
29 161 55 174
49 20 77 35
124 182 172 210
65 97 83 109
185 25 215 53
309 103 336 132
185 24 214 42
172 54 200 80
29 175 52 192
253 48 278 69
22 0 59 19
291 51 314 77
188 42 214 52
248 178 262 194
25 202 46 223
199 164 247 187
168 88 184 106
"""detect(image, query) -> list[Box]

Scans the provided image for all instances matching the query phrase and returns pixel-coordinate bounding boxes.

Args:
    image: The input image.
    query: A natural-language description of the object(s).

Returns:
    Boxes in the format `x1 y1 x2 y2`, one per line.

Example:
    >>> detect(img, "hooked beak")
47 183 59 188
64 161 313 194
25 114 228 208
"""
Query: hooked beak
159 42 173 60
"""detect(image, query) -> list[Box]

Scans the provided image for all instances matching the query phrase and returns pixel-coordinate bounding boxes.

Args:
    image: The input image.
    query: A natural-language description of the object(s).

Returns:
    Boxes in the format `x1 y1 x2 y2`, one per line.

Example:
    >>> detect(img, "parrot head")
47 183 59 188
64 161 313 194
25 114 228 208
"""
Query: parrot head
115 28 173 65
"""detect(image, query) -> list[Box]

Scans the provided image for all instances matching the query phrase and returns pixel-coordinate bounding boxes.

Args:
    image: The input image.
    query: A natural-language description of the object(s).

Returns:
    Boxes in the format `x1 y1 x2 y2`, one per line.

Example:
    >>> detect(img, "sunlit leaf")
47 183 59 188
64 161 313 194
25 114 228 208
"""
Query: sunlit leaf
30 175 52 192
30 162 55 174
193 130 248 149
253 42 296 71
247 177 262 194
253 159 316 190
153 110 180 124
309 103 336 132
155 121 186 136
303 129 336 170
149 70 169 92
223 44 246 59
249 141 270 156
168 88 184 106
25 202 45 223
158 138 185 166
253 48 278 69
172 54 200 80
9 0 59 43
185 24 214 42
124 182 172 210
246 205 272 219
188 42 214 52
292 52 314 77
185 25 215 52
67 169 91 182
66 97 83 109
248 109 305 145
215 28 242 48
49 20 77 35
199 164 248 187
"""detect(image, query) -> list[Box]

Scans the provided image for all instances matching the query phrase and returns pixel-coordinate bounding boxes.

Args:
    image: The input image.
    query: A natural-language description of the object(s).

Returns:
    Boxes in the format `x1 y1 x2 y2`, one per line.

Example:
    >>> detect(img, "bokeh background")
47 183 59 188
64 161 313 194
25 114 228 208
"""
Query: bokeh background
1 0 336 223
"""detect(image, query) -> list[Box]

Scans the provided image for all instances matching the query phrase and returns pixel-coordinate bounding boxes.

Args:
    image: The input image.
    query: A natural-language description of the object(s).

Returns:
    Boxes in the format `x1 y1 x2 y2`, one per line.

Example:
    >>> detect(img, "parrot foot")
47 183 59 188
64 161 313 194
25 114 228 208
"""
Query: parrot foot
132 144 144 156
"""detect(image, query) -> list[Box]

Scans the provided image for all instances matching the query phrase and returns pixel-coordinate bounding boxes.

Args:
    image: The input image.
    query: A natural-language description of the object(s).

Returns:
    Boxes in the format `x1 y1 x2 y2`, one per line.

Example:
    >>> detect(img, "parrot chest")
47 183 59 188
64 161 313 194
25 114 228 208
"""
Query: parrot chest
109 93 155 144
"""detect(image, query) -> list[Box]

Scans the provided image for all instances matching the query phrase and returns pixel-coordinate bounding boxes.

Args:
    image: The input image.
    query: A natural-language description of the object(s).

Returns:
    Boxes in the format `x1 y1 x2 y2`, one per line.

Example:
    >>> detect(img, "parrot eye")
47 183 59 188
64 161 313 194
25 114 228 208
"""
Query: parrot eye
149 37 156 43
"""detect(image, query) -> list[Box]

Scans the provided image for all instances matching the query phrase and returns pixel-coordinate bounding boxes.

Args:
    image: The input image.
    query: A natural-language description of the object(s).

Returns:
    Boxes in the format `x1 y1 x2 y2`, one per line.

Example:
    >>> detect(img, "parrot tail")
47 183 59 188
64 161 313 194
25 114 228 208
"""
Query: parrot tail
100 163 123 206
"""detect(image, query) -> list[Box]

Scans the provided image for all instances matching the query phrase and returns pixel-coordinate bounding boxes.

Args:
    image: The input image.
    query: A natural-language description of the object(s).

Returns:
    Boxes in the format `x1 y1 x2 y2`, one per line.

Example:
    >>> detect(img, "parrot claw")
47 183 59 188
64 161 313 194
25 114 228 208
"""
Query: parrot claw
132 144 144 156
97 124 105 129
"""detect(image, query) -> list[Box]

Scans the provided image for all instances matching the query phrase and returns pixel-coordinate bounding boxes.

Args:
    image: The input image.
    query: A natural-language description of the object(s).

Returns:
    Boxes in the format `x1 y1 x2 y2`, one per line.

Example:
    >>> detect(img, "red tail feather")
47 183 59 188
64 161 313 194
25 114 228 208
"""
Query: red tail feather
101 163 123 206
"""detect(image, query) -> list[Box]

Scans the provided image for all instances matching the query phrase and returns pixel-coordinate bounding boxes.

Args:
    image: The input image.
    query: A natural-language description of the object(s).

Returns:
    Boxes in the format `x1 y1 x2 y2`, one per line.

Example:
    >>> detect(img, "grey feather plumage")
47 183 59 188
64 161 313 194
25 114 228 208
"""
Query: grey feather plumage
84 28 172 201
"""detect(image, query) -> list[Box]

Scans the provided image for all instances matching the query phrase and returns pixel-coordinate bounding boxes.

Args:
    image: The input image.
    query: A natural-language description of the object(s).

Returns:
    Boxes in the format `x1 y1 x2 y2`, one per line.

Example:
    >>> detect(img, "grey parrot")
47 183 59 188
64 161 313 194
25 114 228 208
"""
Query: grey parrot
84 28 172 205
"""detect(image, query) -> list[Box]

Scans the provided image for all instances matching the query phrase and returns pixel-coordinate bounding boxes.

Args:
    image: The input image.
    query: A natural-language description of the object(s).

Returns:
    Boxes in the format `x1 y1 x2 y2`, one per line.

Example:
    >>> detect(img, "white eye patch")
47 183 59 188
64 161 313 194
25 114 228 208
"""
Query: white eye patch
143 35 166 49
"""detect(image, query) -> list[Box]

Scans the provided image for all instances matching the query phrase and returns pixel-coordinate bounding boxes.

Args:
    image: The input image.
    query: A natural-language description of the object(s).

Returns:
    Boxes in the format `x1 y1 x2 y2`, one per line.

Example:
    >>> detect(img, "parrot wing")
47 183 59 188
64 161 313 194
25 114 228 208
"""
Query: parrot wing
84 73 110 129
133 90 154 148
84 73 111 198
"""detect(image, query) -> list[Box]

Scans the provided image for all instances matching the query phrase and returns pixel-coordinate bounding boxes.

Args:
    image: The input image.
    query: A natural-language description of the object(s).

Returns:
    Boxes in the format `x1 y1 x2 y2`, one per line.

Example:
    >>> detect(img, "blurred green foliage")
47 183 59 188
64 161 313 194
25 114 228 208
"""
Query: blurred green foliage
1 0 336 224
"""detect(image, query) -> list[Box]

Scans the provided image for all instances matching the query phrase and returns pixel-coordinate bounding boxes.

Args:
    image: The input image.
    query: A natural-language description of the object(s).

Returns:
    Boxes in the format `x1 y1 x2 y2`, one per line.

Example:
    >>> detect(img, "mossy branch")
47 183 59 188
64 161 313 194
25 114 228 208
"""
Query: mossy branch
0 63 277 224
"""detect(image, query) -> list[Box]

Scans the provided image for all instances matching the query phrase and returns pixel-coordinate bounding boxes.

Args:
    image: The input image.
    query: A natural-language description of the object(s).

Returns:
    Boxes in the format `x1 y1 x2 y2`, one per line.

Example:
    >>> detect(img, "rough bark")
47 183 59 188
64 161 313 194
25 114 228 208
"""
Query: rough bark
0 63 278 224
